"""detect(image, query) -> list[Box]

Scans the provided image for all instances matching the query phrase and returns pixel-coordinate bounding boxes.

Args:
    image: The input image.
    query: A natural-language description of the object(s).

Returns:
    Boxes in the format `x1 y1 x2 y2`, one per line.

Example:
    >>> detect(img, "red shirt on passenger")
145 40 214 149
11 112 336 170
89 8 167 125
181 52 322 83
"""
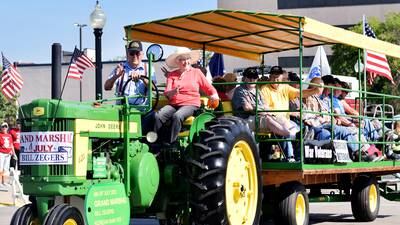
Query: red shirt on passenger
165 67 218 107
0 133 13 154
9 128 20 151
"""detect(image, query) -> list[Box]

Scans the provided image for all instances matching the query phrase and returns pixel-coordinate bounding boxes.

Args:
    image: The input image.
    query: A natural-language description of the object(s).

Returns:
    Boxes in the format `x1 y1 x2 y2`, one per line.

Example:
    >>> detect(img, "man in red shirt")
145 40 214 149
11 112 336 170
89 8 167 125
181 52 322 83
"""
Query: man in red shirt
9 122 20 169
0 122 14 188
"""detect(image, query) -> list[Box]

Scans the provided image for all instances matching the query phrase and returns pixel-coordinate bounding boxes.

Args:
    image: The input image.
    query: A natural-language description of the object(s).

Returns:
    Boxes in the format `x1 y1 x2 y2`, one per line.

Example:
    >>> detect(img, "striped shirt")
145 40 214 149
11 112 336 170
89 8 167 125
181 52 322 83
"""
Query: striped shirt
109 62 156 105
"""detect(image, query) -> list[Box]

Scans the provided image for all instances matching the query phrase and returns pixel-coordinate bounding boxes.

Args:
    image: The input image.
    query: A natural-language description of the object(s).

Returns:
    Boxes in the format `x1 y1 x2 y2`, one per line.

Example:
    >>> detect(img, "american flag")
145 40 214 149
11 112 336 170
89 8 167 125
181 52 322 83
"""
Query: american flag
66 47 94 80
364 19 393 84
1 53 23 100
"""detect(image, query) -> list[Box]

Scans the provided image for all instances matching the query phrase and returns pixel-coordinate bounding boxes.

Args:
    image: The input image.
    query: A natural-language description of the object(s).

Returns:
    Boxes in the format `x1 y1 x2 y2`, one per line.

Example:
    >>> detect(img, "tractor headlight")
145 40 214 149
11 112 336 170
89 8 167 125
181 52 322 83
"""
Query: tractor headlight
146 131 158 143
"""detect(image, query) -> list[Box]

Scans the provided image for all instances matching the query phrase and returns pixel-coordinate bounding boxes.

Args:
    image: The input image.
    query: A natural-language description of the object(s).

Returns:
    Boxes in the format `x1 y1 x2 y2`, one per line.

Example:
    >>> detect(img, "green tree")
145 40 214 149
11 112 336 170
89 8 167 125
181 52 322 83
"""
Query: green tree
331 13 400 112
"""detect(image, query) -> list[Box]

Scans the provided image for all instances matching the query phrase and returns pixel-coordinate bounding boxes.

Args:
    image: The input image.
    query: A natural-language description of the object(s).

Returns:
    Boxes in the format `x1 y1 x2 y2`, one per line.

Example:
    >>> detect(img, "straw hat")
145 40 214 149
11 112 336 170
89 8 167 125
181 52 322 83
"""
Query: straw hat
165 47 201 69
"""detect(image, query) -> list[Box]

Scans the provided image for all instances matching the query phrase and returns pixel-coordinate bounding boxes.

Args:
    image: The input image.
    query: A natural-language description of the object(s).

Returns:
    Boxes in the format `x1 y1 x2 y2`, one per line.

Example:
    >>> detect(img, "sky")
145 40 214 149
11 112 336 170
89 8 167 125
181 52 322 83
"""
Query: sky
0 0 217 64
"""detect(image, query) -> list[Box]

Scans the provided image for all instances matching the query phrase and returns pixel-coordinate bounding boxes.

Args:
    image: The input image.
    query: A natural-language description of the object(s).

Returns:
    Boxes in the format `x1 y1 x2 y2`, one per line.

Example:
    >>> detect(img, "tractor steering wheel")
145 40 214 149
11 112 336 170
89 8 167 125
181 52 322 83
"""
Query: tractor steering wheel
121 75 159 113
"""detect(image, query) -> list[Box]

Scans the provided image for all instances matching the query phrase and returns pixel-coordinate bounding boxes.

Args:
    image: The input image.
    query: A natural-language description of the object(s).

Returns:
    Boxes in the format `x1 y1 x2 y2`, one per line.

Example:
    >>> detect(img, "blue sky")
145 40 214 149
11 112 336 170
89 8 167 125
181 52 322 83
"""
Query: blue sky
0 0 217 63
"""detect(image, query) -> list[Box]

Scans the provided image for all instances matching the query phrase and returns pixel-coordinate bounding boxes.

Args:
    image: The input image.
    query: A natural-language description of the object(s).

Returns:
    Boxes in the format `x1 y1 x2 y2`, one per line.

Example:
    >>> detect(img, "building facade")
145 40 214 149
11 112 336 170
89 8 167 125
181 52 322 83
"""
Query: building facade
218 0 400 73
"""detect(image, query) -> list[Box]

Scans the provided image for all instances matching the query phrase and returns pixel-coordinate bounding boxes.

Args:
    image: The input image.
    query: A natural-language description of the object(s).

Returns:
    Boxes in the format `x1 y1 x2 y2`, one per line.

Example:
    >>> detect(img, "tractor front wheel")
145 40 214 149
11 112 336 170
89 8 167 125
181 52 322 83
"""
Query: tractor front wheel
43 203 84 225
186 116 262 225
10 203 40 225
351 175 380 221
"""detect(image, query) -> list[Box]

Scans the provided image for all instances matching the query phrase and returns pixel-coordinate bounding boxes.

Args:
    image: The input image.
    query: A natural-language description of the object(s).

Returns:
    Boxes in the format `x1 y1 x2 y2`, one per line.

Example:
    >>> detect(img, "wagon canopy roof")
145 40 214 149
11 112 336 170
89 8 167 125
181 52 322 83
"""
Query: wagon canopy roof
124 9 400 61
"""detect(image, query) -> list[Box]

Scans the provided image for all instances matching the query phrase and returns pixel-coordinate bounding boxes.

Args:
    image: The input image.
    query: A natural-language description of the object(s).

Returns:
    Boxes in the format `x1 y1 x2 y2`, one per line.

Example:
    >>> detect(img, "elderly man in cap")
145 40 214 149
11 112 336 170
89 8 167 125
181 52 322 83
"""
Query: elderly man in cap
104 40 156 105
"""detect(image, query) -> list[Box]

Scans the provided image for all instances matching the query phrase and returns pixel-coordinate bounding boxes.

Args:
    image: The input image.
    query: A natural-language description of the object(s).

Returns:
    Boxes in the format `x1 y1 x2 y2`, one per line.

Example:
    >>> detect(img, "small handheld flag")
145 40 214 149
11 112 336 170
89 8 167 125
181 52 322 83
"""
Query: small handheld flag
66 47 95 80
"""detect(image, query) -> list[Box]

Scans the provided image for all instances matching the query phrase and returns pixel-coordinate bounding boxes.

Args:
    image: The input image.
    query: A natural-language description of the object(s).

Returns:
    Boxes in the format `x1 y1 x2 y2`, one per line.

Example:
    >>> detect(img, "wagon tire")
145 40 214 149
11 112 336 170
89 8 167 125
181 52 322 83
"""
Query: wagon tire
274 182 309 225
351 175 380 221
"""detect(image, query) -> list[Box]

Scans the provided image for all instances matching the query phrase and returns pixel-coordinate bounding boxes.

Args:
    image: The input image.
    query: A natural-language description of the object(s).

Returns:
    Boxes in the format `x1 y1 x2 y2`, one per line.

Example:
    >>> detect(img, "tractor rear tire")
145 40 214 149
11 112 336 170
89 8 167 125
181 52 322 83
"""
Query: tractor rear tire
351 175 380 221
10 203 39 225
186 116 262 225
43 203 84 225
274 182 309 225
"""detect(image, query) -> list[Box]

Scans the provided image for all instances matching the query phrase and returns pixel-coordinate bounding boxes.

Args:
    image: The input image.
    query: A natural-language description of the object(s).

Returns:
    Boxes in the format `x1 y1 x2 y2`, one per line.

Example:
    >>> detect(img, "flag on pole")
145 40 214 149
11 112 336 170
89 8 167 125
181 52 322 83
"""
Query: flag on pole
303 46 331 89
363 19 393 84
1 53 23 100
66 47 95 80
209 53 225 78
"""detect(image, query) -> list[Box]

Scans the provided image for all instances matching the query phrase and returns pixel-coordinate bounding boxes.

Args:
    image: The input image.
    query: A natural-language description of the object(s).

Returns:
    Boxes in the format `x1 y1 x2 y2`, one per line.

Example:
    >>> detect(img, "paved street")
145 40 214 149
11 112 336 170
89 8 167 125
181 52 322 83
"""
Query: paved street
2 198 400 225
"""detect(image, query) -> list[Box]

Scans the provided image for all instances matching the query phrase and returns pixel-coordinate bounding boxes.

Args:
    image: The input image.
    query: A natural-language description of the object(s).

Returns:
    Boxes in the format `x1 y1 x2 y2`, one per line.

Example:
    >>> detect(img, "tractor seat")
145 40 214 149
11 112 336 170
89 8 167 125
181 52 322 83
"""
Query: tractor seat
183 116 195 126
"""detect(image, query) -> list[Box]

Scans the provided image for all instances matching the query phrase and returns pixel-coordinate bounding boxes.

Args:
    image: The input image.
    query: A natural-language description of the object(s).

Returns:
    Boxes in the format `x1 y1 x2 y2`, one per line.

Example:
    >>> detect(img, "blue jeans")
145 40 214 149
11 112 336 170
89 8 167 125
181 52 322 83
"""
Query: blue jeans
281 137 295 159
363 119 379 141
282 121 299 159
312 124 358 153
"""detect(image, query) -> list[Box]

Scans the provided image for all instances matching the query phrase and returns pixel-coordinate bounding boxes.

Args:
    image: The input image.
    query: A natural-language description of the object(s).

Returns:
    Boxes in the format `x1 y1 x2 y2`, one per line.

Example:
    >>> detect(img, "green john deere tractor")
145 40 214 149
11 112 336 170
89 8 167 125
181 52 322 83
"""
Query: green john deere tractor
10 44 262 225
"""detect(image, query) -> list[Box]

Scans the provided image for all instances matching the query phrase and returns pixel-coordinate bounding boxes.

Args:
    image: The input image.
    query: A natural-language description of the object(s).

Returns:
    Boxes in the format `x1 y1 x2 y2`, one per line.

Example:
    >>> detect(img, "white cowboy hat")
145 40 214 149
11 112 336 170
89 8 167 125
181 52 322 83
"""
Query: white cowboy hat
165 47 201 69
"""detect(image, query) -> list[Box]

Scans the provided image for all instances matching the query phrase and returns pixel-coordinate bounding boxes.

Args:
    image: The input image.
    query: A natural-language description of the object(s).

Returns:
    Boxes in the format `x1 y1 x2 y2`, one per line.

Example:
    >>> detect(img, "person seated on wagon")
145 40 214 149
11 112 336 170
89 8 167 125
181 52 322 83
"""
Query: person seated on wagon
338 81 359 117
222 73 237 100
323 77 380 142
153 47 219 144
287 72 301 124
385 120 400 160
259 66 320 124
212 77 229 101
231 67 298 162
212 73 237 101
303 77 359 154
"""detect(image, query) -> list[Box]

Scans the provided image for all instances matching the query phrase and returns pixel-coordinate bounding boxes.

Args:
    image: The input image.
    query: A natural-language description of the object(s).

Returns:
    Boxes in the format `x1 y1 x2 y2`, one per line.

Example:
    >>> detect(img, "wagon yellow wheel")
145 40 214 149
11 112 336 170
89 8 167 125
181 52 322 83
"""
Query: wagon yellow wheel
295 192 306 225
369 183 378 212
274 182 309 225
351 176 380 221
10 203 40 225
225 140 258 224
43 204 84 225
186 116 262 225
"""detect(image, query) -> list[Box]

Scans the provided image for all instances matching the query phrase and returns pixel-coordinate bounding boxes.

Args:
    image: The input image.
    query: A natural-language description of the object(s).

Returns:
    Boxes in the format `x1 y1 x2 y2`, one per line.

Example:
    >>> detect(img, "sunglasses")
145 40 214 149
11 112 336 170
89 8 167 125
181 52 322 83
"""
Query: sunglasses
1 126 8 128
128 51 141 56
177 56 191 61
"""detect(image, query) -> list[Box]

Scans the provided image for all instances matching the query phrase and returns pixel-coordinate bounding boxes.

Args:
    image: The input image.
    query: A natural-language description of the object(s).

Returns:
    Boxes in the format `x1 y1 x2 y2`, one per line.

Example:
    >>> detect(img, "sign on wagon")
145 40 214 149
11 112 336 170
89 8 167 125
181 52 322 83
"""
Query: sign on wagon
20 131 74 165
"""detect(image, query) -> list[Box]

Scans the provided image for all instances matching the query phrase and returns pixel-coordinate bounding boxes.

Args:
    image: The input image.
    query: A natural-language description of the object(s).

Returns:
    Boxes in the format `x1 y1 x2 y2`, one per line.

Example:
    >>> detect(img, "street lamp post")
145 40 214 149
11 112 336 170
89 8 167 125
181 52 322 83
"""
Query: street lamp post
74 23 87 101
90 0 106 100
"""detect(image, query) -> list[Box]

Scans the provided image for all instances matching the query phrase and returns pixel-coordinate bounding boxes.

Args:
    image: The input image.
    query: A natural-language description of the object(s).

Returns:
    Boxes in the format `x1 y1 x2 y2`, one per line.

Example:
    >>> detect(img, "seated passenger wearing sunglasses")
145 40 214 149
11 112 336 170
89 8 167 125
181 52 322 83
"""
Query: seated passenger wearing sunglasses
104 40 157 106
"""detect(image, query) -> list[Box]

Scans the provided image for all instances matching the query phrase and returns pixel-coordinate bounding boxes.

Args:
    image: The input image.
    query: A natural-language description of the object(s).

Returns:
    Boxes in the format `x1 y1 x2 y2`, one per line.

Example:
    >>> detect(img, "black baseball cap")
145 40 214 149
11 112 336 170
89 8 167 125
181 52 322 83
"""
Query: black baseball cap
269 66 284 75
288 72 300 82
321 75 337 85
242 67 259 79
126 40 143 52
